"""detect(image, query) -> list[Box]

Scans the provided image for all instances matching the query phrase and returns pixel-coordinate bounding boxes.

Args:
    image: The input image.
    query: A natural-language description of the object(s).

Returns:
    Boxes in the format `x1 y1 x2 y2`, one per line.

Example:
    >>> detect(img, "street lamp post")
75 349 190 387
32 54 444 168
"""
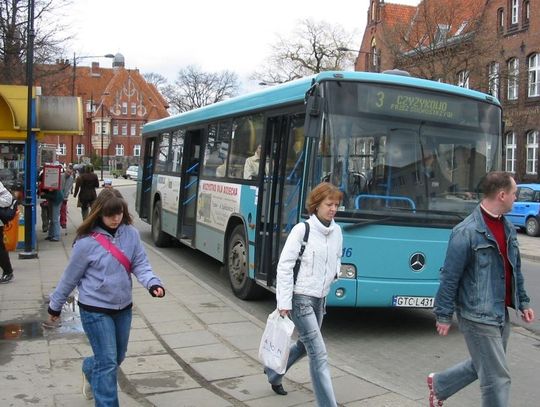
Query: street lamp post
71 53 114 164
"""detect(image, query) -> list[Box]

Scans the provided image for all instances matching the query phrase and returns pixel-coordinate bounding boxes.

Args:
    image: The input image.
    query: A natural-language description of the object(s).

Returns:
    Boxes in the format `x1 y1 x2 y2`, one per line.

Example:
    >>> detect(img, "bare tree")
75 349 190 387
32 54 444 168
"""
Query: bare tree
163 65 239 114
0 0 72 84
143 72 168 91
252 19 356 84
380 0 494 87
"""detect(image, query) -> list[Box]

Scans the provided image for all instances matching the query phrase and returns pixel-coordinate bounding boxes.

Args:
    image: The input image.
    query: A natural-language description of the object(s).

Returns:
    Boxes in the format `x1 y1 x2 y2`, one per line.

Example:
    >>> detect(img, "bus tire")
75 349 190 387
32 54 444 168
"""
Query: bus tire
152 201 171 247
227 225 264 300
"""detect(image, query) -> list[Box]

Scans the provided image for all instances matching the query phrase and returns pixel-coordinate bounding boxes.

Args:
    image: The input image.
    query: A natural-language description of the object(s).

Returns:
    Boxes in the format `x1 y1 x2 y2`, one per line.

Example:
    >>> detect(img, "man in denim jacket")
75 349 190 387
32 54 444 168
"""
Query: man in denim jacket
428 172 535 407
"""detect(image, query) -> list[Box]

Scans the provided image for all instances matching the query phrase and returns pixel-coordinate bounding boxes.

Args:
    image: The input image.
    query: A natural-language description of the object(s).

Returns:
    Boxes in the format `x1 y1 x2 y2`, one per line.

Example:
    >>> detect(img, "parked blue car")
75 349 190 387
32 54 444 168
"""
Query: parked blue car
507 183 540 236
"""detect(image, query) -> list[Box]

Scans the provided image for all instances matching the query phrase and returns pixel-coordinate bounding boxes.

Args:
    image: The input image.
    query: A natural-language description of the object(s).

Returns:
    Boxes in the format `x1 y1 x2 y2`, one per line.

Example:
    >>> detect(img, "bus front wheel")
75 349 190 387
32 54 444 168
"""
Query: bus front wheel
227 225 264 300
152 201 171 247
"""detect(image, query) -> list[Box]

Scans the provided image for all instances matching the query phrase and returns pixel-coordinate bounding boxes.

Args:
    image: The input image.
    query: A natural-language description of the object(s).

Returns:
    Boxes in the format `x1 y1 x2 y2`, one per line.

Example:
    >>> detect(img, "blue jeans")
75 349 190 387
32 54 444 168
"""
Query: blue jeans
266 294 337 407
434 309 511 407
47 200 61 240
80 307 132 407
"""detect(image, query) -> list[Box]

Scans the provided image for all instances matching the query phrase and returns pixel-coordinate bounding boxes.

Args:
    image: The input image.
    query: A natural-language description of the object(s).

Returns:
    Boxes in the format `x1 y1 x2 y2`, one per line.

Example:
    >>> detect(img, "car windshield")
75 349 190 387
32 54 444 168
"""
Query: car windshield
308 81 502 227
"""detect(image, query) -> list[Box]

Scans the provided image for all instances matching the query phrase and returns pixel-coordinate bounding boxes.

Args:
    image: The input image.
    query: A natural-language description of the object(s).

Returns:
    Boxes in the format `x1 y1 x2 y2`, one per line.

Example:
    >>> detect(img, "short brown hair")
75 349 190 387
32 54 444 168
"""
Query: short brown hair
306 182 343 215
480 171 514 199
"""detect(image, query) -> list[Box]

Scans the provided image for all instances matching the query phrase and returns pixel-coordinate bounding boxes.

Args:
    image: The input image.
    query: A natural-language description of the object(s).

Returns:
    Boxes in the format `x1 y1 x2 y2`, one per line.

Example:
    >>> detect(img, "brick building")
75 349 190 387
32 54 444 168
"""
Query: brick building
358 0 540 183
36 53 169 171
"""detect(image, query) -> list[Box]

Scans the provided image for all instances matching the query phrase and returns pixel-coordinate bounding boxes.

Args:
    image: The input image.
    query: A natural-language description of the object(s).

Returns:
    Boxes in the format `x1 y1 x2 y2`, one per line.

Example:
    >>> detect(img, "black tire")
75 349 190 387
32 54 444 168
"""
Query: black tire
525 217 540 237
152 201 172 247
226 225 264 300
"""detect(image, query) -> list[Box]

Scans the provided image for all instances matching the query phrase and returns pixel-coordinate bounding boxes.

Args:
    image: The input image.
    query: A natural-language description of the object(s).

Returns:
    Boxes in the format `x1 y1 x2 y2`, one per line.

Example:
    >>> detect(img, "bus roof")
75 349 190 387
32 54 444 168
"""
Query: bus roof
143 71 501 135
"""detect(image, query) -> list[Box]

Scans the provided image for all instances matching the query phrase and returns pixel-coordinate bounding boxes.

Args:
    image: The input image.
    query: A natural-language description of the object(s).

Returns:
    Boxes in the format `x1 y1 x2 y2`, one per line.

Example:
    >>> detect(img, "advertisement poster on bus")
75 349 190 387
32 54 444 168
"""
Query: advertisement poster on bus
197 180 241 231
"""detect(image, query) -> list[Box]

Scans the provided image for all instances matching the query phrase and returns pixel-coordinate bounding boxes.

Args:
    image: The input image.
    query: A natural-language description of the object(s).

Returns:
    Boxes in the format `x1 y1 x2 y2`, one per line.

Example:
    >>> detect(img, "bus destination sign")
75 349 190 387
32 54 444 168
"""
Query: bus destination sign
359 85 479 127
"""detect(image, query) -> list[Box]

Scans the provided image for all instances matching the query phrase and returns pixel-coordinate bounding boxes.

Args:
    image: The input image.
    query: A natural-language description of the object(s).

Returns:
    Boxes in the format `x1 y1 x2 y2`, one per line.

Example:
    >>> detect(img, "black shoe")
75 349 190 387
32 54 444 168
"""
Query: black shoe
44 236 51 240
271 384 287 396
0 273 14 284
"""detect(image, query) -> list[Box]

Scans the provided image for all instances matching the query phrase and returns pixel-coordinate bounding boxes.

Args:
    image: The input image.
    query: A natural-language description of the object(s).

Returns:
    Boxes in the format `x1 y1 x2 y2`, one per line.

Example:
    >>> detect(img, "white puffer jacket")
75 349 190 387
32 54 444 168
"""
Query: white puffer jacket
276 214 342 310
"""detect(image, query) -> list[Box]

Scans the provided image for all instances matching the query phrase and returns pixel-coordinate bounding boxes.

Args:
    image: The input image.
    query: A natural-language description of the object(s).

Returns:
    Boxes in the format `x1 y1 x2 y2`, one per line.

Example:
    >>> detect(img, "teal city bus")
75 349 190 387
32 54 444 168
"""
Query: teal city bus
136 71 502 308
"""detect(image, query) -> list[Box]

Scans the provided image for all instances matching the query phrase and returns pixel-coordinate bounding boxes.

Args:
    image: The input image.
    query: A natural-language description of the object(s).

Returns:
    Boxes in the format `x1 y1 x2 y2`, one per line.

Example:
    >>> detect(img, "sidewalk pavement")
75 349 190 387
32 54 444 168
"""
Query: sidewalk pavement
0 179 538 406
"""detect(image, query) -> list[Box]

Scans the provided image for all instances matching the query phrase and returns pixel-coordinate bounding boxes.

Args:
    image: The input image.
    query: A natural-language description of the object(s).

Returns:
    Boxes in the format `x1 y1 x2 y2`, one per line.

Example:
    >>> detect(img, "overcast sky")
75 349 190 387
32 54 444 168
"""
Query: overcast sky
66 0 420 91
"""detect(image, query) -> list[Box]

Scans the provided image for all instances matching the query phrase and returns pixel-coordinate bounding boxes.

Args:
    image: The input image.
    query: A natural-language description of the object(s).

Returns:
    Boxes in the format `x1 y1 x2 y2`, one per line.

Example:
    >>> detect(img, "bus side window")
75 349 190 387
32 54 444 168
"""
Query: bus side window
228 115 264 180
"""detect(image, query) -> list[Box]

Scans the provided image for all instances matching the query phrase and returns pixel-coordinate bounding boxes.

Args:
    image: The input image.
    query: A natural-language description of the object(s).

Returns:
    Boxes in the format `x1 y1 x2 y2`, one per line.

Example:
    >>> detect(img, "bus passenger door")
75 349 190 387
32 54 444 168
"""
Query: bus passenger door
178 129 202 243
137 137 156 220
256 114 305 287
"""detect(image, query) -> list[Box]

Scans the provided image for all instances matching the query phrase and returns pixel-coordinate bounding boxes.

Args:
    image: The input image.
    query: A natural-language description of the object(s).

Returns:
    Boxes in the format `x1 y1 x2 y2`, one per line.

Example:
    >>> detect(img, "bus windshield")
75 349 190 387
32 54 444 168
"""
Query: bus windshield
311 81 502 225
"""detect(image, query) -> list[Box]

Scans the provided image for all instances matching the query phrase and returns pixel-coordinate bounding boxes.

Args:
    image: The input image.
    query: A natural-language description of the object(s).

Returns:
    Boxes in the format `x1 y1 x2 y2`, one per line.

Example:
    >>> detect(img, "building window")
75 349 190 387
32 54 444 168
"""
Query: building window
121 102 128 115
505 132 516 173
115 144 125 156
76 143 85 156
122 124 127 136
113 124 119 136
526 130 538 174
57 143 66 156
528 53 540 97
133 144 141 157
457 70 469 88
507 58 519 100
130 124 137 136
524 0 530 24
488 62 500 98
497 8 505 31
131 103 136 115
511 0 519 25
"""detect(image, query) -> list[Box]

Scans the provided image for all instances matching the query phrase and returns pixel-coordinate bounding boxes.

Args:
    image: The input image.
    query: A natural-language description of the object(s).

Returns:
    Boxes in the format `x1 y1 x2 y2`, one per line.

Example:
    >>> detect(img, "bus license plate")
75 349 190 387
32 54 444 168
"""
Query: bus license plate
392 296 434 308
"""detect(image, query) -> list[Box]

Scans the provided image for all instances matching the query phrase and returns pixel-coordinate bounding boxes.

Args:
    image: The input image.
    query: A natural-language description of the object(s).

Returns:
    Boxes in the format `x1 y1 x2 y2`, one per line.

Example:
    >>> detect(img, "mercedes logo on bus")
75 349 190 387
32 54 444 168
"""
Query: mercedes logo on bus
409 252 426 272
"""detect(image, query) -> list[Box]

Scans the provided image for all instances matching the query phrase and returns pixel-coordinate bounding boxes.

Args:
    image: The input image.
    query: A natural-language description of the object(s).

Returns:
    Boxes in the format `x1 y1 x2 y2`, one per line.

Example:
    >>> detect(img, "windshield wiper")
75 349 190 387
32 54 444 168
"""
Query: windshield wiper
389 207 466 220
341 216 396 230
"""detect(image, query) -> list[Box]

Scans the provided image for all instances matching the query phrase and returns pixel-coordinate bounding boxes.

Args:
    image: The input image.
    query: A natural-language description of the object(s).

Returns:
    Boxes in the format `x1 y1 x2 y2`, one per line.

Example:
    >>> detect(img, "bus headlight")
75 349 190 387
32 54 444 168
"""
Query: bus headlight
340 264 356 279
335 288 345 298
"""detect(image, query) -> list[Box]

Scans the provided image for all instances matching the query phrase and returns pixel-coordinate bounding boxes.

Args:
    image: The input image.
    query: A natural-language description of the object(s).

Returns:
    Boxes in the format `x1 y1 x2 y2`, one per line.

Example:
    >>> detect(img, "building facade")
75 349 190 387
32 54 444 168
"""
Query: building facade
36 54 169 172
359 0 540 183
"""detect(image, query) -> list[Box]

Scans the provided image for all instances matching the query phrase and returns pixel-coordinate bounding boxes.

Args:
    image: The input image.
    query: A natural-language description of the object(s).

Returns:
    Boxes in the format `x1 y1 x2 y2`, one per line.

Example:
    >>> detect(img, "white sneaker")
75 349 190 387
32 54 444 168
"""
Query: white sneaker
82 371 93 400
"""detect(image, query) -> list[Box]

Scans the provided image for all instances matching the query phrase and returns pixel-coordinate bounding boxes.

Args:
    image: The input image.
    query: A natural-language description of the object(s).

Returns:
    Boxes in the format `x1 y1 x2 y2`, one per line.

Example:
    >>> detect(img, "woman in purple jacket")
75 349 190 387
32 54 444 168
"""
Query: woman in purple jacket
47 188 165 406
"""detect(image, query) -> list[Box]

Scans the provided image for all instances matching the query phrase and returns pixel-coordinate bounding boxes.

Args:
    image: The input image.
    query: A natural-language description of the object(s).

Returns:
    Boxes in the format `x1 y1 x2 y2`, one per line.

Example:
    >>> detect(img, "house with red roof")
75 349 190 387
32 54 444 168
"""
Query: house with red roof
36 54 169 171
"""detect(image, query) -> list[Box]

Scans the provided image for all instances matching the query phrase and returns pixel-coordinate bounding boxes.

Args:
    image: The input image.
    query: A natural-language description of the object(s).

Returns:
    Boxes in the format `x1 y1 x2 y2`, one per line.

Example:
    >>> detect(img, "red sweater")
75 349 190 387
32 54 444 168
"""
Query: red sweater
481 207 512 307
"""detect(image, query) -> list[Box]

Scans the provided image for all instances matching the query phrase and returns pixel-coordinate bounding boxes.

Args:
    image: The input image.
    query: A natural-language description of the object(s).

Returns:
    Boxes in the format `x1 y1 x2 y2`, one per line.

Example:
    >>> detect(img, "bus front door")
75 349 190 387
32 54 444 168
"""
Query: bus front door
137 137 156 220
178 129 202 243
256 114 305 287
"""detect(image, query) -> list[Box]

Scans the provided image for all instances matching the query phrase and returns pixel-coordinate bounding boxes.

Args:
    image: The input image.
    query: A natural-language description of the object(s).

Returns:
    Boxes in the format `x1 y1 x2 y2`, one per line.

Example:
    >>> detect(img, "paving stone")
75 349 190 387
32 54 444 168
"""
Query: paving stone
190 357 260 381
146 387 233 407
121 354 180 375
173 343 239 364
126 370 200 394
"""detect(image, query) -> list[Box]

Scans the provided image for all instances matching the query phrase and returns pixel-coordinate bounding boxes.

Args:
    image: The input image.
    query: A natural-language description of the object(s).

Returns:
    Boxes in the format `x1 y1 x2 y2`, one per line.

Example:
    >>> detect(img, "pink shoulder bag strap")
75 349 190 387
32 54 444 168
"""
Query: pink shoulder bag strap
91 232 132 274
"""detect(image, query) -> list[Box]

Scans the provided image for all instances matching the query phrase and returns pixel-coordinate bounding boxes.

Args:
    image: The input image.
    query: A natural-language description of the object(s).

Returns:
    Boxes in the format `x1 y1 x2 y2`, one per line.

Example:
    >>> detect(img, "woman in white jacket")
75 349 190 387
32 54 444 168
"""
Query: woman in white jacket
265 182 343 407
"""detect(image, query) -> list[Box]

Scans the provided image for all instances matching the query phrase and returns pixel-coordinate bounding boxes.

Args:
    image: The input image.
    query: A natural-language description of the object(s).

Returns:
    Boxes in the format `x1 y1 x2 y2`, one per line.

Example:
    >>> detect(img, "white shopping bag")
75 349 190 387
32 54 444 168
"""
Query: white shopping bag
258 309 295 374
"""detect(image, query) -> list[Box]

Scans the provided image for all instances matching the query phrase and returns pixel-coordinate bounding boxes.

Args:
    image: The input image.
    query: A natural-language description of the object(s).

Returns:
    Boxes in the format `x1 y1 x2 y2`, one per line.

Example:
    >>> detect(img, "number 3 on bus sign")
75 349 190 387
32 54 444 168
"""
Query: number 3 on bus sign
376 91 384 108
342 247 352 258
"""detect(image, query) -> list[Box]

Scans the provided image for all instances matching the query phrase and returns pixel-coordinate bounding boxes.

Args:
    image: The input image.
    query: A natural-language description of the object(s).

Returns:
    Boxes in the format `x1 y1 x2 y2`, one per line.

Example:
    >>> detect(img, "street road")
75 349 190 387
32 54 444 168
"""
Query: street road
122 186 540 406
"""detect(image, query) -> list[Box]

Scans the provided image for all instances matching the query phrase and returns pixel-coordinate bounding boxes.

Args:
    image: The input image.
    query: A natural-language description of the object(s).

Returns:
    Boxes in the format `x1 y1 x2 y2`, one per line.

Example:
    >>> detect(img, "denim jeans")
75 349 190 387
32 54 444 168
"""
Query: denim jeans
80 307 132 407
266 294 337 407
47 200 61 240
434 309 511 407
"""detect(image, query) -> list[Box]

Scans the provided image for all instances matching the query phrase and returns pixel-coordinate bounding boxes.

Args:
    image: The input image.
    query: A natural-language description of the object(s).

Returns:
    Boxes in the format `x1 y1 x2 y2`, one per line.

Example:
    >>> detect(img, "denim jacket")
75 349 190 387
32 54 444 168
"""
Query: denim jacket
434 205 531 326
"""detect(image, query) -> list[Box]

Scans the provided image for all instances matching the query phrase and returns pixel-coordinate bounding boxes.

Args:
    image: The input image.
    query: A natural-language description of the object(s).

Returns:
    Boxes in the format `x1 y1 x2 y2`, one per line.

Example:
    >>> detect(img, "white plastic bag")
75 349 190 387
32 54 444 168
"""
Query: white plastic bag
258 309 295 374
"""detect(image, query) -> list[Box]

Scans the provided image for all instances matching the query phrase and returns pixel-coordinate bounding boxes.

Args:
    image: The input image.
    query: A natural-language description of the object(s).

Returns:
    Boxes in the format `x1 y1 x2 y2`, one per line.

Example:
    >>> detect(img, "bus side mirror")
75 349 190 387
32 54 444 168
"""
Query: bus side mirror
304 95 323 139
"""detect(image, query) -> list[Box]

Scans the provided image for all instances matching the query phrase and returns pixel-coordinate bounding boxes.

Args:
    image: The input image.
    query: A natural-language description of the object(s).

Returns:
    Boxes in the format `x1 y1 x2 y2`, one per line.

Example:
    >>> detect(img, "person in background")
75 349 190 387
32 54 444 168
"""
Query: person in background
102 178 113 189
47 188 166 405
38 167 50 233
244 144 262 180
60 164 74 229
74 165 99 220
264 182 343 407
0 181 15 283
429 171 535 407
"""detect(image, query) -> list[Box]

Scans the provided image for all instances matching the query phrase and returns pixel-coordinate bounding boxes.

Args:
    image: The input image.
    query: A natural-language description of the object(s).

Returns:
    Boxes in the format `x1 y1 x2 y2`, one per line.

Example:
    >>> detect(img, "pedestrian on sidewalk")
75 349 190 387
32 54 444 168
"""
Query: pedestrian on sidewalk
264 182 342 407
0 181 15 283
74 165 99 220
429 171 535 407
60 164 74 229
46 188 166 406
